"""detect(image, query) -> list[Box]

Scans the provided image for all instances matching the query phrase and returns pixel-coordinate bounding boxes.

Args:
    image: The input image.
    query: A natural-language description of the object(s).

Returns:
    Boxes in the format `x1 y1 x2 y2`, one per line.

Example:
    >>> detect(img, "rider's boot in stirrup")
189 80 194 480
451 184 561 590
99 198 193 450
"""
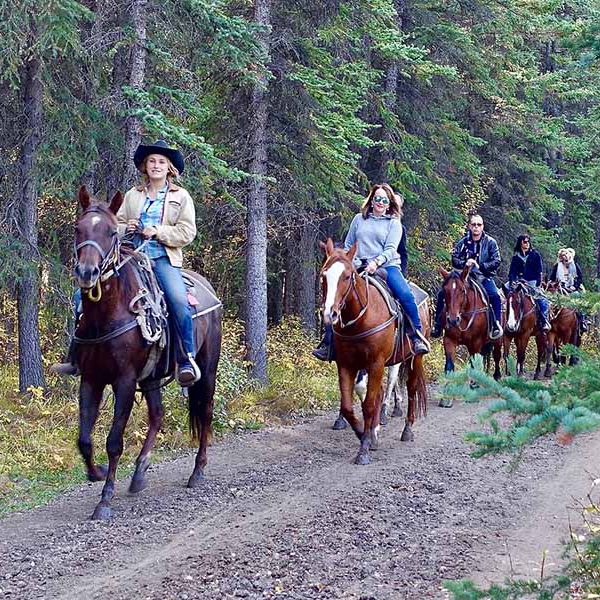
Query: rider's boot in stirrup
312 338 333 362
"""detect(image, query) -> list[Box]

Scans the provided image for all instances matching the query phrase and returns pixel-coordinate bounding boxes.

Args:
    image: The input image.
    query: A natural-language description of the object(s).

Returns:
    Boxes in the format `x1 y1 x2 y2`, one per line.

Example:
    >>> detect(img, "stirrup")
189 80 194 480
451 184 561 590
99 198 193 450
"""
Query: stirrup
489 322 503 340
176 354 201 387
312 343 333 362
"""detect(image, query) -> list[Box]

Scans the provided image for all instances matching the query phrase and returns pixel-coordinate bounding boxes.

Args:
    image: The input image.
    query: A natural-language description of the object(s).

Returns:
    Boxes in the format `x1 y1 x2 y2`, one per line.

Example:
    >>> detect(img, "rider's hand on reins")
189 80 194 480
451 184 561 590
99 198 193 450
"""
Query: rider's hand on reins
366 260 379 275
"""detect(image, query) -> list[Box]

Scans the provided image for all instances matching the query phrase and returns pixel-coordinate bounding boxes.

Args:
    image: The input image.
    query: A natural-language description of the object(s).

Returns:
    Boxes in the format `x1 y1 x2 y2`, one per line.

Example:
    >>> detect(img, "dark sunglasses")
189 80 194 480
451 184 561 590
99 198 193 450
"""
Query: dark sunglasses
373 196 390 205
470 222 483 227
522 239 530 244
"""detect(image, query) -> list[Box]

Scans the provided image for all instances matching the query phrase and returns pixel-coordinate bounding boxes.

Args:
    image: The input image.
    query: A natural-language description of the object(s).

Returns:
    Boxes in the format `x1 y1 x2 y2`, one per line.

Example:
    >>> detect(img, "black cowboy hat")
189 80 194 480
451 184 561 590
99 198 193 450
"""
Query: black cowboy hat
133 139 185 174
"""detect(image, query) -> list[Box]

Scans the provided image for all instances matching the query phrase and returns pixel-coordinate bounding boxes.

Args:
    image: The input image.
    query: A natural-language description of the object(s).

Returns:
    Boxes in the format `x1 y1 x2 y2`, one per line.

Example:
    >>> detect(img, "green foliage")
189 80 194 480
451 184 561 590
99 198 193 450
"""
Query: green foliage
441 350 600 458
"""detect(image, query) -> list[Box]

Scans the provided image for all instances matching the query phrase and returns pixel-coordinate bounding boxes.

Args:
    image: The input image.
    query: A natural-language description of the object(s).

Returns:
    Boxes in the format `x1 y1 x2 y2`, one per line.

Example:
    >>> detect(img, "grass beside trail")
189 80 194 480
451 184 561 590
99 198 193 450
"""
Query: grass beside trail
0 317 339 516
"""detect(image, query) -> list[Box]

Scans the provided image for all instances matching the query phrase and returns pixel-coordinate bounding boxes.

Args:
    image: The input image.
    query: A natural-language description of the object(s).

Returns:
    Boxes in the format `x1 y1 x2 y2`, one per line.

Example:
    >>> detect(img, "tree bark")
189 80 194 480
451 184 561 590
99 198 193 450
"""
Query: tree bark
245 0 271 383
17 50 45 392
121 0 147 190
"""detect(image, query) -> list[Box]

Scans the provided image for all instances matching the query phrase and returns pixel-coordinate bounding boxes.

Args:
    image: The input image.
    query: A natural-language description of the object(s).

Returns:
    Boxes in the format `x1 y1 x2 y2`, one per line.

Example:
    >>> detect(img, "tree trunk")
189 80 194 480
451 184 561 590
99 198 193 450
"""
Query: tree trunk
17 51 45 392
121 0 147 190
245 0 271 383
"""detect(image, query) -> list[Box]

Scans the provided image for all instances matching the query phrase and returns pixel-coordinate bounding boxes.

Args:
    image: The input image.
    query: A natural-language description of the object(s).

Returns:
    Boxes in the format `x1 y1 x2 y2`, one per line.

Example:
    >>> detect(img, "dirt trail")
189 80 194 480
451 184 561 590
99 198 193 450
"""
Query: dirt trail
0 395 598 600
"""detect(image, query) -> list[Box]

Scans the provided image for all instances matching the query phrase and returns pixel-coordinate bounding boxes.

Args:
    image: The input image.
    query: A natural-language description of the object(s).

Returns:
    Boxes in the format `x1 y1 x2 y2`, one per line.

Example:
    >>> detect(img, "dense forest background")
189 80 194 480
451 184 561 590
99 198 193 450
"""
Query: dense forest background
1 0 599 390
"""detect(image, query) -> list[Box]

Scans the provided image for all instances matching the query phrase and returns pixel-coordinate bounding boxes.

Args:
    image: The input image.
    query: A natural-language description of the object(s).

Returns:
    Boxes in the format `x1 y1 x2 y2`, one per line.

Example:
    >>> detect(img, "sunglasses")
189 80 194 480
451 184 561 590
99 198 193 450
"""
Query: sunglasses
373 196 390 205
522 239 530 244
470 222 483 227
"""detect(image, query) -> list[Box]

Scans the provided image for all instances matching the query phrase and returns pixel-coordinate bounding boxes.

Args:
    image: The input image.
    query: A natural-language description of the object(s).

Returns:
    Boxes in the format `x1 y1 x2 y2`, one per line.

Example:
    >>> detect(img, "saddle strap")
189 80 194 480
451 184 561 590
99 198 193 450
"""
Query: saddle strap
74 319 139 345
333 315 396 340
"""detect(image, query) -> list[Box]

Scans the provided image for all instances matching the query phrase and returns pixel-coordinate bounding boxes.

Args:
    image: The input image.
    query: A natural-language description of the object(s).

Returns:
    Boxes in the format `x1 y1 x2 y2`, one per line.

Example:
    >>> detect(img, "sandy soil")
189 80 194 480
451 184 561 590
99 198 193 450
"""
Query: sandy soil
0 393 598 600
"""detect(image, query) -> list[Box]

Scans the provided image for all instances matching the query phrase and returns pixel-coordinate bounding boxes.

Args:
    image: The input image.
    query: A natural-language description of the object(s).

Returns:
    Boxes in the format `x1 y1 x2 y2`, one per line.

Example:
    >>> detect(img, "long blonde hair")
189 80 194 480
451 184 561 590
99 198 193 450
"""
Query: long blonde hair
360 183 402 219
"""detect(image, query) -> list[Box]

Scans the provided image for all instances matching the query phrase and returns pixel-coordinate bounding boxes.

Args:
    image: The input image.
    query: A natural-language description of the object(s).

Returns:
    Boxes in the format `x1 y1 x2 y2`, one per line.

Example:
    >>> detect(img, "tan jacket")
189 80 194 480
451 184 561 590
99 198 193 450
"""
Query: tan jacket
117 183 196 267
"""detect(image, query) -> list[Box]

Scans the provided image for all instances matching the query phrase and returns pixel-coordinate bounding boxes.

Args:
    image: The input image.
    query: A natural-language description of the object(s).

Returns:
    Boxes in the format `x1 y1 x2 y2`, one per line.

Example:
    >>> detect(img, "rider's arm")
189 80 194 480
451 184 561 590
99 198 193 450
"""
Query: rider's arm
507 255 518 282
451 238 467 269
154 190 197 248
574 263 584 290
398 225 408 276
376 219 402 266
549 263 558 282
480 238 501 275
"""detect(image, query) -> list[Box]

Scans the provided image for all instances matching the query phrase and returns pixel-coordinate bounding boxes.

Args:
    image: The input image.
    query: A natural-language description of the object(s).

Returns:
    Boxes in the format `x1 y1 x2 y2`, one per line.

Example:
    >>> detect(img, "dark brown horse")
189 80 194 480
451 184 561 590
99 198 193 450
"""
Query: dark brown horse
439 266 502 380
539 281 581 377
503 281 546 379
72 187 222 520
319 239 428 465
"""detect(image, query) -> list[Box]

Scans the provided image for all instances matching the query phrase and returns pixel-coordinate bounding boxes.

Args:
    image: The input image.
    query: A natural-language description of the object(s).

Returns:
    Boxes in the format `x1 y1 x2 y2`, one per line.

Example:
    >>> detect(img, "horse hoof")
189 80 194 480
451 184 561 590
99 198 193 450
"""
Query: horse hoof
332 416 347 431
392 407 403 418
354 452 370 466
544 369 552 378
400 428 414 442
187 472 205 488
128 476 147 494
87 465 107 482
438 398 453 408
91 504 112 521
533 372 540 380
379 411 389 427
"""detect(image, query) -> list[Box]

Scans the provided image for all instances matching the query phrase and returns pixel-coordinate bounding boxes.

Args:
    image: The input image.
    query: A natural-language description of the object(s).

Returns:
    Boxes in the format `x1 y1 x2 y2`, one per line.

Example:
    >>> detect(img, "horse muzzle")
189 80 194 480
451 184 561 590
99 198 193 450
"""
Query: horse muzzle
323 308 340 327
446 315 460 327
74 263 100 290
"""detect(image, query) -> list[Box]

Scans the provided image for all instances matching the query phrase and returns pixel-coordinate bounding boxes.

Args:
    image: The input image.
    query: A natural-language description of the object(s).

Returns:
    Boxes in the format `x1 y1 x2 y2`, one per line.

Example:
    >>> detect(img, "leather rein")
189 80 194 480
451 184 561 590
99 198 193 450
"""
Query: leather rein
326 264 396 341
73 210 143 345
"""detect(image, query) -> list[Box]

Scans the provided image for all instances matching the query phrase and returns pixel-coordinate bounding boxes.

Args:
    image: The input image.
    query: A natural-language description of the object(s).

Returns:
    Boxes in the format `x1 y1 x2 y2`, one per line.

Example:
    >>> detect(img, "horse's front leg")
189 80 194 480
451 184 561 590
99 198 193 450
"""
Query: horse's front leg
533 333 545 380
355 364 384 465
338 366 362 441
440 337 457 407
129 387 164 494
544 332 555 378
515 335 528 377
91 377 137 521
502 335 511 376
492 339 502 380
78 379 107 482
381 365 400 425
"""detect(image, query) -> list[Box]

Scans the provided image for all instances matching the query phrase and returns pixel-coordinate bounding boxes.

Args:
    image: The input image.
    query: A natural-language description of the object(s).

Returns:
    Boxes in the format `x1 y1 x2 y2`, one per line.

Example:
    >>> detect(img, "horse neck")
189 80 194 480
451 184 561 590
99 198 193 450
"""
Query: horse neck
340 273 368 320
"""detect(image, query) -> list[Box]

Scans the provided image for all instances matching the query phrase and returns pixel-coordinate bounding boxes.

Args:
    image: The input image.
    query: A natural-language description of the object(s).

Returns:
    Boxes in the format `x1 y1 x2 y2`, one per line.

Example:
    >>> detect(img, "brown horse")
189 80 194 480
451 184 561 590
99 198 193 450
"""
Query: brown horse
539 281 581 377
319 239 428 465
503 281 546 379
72 187 222 520
439 266 502 380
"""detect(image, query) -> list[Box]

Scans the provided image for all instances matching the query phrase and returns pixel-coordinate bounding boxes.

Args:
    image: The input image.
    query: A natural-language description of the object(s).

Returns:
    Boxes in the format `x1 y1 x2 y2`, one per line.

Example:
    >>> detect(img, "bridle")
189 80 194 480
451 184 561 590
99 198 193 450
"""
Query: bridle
73 207 123 302
444 275 487 332
506 283 535 331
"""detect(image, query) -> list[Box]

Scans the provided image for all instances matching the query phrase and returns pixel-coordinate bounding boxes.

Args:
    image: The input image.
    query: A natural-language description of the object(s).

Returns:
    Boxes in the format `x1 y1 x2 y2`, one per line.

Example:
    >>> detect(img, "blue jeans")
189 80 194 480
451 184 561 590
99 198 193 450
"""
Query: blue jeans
384 266 422 331
480 277 502 323
153 256 195 358
536 296 549 321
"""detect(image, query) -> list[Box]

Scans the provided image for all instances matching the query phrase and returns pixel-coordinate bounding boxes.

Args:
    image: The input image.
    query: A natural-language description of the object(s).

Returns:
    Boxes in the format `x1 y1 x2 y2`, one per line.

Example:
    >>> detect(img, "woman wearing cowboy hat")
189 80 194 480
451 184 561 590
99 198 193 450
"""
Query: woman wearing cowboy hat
117 139 201 386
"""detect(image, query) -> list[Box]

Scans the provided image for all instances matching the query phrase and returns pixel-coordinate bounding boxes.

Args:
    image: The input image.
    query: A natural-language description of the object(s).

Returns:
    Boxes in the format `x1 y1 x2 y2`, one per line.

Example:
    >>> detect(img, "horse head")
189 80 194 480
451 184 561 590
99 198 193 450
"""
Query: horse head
439 264 472 328
319 238 358 327
505 281 526 333
73 186 124 289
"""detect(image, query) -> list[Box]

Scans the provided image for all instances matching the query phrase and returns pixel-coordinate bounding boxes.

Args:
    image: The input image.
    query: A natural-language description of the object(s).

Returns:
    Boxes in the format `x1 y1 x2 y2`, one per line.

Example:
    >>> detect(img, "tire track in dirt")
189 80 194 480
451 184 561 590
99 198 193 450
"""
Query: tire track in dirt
1 395 598 599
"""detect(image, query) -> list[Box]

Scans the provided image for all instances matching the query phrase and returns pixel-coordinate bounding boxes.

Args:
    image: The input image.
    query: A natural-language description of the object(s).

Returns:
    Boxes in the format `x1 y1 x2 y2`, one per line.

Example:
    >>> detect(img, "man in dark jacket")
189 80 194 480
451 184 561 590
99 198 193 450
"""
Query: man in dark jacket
432 213 503 339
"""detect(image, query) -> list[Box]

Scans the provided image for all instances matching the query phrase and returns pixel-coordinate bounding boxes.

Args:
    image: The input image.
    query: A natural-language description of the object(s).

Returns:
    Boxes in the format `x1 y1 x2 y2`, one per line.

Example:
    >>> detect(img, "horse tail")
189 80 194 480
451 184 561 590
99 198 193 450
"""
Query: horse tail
187 382 213 444
410 354 428 419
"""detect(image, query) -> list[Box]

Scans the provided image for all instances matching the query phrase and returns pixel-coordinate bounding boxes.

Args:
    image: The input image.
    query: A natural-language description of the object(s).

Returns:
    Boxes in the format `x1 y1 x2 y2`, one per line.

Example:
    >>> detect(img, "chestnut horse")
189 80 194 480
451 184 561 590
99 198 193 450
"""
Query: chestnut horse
539 281 581 377
319 239 428 465
439 265 502 380
503 281 546 379
72 187 222 520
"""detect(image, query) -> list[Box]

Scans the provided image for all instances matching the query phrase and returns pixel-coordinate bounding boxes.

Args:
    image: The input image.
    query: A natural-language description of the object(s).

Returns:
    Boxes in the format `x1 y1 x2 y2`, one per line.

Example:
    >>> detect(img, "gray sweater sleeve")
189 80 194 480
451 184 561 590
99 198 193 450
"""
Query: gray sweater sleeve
377 219 402 265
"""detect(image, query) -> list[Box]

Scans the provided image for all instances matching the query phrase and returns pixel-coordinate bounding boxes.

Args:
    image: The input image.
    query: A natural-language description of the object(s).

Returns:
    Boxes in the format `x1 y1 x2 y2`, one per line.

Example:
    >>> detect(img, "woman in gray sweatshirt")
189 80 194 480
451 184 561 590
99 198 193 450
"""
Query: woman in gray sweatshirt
313 184 429 360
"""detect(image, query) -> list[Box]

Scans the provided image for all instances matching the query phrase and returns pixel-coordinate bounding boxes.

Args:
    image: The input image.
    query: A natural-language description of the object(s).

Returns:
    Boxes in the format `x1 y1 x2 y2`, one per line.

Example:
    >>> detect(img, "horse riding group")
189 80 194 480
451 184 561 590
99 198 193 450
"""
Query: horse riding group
50 140 588 518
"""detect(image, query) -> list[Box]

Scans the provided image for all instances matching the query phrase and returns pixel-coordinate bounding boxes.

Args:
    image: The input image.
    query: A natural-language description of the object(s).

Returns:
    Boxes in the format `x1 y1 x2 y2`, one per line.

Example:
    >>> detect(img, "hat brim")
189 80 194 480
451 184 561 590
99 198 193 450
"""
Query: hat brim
134 144 184 174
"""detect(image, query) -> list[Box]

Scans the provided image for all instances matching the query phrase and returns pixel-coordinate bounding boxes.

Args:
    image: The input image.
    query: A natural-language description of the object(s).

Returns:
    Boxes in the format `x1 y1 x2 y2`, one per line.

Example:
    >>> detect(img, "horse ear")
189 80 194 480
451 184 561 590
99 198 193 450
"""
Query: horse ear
108 191 124 215
347 241 358 261
79 185 91 210
439 267 449 279
321 238 335 256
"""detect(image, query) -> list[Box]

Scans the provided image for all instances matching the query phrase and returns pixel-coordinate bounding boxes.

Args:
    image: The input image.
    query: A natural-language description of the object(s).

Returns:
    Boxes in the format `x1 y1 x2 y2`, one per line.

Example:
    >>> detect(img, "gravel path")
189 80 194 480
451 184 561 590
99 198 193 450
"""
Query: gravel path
1 393 598 600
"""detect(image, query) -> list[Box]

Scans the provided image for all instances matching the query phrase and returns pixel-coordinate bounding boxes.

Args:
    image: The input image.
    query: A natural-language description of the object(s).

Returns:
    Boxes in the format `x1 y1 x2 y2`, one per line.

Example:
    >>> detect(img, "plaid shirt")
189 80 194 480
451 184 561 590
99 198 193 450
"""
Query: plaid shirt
139 185 168 259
